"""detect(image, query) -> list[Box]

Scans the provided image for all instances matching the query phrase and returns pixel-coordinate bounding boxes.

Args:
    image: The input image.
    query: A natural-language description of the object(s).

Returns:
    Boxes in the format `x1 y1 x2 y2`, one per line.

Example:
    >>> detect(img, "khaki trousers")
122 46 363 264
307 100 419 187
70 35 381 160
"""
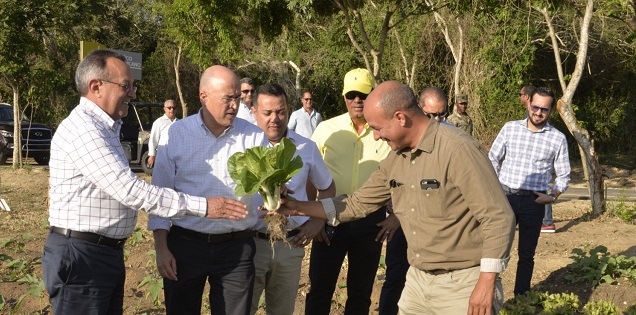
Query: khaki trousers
398 265 503 315
250 237 305 315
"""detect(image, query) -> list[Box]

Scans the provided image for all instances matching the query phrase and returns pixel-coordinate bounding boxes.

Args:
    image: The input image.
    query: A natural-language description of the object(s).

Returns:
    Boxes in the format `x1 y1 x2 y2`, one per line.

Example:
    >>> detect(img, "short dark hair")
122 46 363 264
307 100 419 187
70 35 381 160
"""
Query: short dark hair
522 85 536 96
75 50 126 95
240 77 255 86
380 83 419 118
253 83 288 109
530 86 556 108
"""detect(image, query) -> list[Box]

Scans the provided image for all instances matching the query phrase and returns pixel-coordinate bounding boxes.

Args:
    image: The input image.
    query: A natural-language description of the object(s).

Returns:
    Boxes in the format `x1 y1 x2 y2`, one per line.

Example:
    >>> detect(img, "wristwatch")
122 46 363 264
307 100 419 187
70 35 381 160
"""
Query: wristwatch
549 193 557 203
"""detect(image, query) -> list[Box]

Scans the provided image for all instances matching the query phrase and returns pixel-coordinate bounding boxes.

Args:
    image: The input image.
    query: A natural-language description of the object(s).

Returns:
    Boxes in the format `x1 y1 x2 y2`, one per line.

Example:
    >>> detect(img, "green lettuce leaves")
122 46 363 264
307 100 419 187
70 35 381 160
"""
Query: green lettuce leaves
228 137 303 210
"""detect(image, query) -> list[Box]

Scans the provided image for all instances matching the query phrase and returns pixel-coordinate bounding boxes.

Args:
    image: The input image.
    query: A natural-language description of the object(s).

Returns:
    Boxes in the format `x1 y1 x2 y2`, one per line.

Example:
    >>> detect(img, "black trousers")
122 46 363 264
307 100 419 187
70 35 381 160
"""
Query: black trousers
305 208 386 315
378 226 409 315
163 228 256 315
507 194 544 296
43 232 126 315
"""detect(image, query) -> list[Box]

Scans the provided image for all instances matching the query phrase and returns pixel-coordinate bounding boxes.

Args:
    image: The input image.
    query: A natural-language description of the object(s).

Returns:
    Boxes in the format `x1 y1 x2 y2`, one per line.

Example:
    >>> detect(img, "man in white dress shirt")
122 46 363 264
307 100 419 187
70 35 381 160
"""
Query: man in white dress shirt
43 50 248 315
249 83 335 315
148 65 268 315
147 99 178 168
288 90 323 138
236 77 257 124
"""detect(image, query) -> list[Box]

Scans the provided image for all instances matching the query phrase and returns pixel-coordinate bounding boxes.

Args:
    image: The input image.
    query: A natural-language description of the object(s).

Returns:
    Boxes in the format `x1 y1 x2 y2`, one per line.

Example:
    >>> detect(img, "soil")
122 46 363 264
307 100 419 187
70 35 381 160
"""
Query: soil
0 162 635 314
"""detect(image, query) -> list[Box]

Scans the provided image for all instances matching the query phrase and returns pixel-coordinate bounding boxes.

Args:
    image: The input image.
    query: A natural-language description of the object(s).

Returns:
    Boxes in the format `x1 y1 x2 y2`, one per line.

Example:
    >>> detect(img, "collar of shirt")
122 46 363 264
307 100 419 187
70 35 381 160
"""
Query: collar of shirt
79 97 120 131
519 118 553 133
194 108 235 137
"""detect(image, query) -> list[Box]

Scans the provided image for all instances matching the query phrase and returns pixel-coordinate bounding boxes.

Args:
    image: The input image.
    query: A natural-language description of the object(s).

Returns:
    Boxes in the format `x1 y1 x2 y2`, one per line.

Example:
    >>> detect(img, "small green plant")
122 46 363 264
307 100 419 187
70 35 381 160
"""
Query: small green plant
624 303 636 315
608 191 636 223
565 245 636 286
137 274 163 307
582 300 620 315
499 291 579 315
137 250 163 307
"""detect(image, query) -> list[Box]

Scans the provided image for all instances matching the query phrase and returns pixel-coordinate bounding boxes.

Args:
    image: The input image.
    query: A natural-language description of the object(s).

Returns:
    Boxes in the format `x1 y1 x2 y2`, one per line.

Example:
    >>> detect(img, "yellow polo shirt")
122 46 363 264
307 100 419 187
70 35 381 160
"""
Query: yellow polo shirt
311 113 391 196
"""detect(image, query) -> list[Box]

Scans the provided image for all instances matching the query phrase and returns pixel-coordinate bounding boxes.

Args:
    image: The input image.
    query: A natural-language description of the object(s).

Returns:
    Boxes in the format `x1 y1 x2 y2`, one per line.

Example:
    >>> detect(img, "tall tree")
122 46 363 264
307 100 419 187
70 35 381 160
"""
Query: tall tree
535 0 604 214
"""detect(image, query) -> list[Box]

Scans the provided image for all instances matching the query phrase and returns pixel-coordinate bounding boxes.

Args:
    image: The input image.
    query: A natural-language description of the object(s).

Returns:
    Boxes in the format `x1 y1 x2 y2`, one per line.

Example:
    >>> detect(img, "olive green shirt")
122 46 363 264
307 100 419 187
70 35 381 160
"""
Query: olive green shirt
321 120 515 272
446 111 473 135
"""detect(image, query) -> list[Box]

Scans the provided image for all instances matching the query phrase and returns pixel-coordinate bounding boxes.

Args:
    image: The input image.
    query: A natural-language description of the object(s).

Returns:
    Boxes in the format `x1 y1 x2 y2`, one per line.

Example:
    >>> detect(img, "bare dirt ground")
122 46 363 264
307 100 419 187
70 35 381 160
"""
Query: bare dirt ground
0 162 635 314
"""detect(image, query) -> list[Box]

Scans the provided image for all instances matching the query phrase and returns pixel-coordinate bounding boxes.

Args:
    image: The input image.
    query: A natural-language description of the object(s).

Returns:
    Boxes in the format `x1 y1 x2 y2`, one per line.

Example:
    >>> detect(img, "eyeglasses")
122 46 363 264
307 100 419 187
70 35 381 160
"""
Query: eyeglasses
205 92 240 105
423 110 447 119
241 89 255 94
165 107 176 110
530 105 551 114
344 91 368 101
303 98 313 101
100 79 136 94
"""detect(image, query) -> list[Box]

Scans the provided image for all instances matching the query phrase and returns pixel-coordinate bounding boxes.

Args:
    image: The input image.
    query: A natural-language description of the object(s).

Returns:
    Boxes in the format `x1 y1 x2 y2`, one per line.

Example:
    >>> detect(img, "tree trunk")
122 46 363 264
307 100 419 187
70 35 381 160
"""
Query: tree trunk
538 0 604 214
12 87 23 168
174 44 188 118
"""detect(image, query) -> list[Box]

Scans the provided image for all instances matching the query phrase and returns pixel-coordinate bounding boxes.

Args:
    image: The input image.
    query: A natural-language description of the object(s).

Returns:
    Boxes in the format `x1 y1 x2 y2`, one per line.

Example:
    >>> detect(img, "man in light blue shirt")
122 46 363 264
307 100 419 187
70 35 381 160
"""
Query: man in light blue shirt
148 65 268 315
288 90 322 138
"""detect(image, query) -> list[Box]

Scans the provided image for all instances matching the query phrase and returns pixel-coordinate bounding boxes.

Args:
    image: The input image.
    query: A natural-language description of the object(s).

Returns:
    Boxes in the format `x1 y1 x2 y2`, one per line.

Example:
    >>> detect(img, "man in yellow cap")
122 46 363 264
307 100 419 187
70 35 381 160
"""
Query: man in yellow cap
306 68 396 315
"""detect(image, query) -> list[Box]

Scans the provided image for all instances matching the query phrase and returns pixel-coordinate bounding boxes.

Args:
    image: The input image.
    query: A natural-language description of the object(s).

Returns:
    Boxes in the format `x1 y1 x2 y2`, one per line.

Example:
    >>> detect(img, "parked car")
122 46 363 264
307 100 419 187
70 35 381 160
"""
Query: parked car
120 102 166 175
0 103 53 165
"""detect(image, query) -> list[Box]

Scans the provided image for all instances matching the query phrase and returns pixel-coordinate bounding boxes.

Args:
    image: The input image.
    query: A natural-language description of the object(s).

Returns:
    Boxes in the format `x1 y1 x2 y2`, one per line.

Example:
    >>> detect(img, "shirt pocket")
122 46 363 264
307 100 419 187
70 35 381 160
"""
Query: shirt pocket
391 182 445 219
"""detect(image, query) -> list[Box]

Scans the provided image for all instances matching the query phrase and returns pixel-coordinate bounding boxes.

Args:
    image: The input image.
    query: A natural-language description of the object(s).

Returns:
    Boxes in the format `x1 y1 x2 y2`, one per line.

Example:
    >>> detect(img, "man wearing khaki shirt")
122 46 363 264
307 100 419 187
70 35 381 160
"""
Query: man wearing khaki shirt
279 81 515 315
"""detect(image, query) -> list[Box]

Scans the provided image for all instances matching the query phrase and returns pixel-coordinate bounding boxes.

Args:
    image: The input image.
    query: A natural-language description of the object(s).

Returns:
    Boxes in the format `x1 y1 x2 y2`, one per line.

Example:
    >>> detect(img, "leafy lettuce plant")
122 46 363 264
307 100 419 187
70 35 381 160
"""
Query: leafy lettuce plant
228 138 303 242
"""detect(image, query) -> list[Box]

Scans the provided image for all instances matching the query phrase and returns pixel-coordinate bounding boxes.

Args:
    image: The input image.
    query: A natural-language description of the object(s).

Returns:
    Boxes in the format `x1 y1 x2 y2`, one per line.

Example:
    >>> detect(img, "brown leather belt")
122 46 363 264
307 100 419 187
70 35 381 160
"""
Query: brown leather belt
256 229 300 240
424 269 452 275
50 226 127 248
171 225 255 243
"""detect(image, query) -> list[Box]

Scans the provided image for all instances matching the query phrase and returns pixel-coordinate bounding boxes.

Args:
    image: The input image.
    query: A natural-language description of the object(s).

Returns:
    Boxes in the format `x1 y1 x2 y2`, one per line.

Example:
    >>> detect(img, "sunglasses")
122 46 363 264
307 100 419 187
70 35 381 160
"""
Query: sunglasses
165 107 176 110
530 105 551 114
423 110 447 119
344 91 368 101
303 98 313 101
241 89 255 94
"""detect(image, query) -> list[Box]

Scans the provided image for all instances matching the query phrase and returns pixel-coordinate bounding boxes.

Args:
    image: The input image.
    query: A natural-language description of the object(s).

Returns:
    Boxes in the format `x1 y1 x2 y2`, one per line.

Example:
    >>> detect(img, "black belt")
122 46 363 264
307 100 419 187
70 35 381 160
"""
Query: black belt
502 185 546 196
50 226 127 248
256 229 300 240
171 225 255 243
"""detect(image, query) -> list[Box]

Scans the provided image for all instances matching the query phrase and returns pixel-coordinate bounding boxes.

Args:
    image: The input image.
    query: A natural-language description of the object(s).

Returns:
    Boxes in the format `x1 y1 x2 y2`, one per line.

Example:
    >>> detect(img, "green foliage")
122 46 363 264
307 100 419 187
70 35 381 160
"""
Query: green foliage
582 300 620 315
565 245 636 286
499 291 579 315
228 138 303 210
137 274 163 307
473 4 538 142
608 191 636 223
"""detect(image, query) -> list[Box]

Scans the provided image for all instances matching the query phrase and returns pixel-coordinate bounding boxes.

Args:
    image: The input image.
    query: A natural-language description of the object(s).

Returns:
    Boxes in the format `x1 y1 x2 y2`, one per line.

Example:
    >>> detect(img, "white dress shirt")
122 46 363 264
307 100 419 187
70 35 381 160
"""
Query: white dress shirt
252 130 333 233
148 114 177 157
288 107 323 139
148 111 268 234
48 97 207 239
236 102 257 125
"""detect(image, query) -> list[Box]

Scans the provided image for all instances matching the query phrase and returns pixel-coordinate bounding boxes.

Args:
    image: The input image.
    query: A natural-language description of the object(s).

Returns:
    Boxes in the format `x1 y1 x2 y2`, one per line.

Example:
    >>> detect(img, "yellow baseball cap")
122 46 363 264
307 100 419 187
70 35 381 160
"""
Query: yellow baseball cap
342 68 376 95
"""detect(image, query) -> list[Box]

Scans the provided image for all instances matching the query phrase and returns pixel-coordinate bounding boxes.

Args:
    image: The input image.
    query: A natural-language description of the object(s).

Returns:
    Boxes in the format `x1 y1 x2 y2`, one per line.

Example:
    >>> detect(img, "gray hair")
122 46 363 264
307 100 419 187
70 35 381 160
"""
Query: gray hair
75 50 126 96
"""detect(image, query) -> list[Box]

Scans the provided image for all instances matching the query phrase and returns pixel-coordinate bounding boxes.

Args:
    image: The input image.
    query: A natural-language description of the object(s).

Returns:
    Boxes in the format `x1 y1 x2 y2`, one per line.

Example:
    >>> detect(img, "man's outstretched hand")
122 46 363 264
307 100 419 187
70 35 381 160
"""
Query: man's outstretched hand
205 197 248 219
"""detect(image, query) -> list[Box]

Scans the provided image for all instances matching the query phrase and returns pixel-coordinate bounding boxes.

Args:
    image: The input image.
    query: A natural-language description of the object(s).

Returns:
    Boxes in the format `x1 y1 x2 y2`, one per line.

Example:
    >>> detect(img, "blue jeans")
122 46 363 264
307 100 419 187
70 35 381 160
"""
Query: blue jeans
543 203 554 226
507 194 544 296
379 226 409 315
305 208 386 315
